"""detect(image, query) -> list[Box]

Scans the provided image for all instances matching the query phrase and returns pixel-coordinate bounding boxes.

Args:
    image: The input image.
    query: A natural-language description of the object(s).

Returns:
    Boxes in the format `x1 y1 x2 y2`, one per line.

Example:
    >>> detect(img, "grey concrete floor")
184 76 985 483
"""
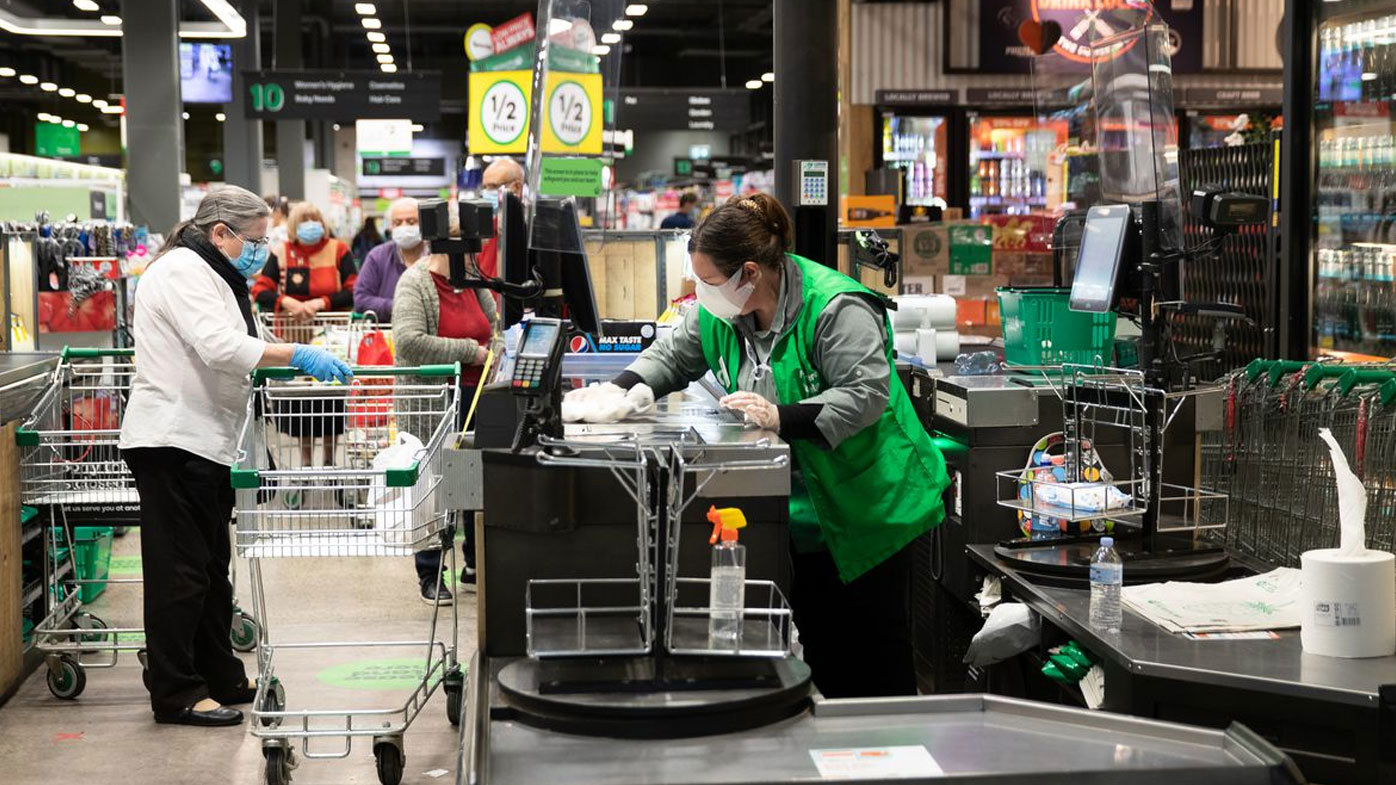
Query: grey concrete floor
0 529 477 785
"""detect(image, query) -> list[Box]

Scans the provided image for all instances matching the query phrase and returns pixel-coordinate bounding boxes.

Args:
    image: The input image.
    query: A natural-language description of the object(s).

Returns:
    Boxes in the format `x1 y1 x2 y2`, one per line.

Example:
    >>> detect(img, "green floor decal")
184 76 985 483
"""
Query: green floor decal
109 555 142 576
316 657 428 691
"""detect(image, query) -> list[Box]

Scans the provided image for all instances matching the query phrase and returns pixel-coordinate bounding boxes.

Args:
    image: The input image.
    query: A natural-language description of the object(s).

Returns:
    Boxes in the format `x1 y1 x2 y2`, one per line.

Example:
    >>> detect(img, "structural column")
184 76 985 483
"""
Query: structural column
120 0 183 231
774 0 839 267
223 0 263 194
275 0 306 199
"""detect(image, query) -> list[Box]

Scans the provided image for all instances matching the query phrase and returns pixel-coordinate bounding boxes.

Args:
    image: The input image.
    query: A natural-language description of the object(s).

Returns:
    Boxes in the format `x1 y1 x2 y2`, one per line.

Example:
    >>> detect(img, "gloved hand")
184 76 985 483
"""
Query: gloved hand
562 382 654 424
290 344 353 384
625 383 655 417
721 391 780 431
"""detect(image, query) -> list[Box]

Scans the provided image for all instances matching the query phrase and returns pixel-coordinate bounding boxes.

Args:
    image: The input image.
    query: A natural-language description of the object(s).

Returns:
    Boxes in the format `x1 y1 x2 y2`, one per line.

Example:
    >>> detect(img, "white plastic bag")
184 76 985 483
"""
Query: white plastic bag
370 432 424 536
963 603 1041 667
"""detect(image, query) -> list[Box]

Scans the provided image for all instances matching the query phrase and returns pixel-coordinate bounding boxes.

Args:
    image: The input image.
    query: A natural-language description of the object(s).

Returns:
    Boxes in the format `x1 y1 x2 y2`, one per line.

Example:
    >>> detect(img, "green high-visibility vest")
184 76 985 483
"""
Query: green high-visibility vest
699 254 949 582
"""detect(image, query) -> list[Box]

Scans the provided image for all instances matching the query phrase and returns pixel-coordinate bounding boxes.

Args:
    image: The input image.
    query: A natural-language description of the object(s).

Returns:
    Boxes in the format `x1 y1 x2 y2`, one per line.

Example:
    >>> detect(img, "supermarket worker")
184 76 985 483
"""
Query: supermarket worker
119 186 352 727
590 192 950 698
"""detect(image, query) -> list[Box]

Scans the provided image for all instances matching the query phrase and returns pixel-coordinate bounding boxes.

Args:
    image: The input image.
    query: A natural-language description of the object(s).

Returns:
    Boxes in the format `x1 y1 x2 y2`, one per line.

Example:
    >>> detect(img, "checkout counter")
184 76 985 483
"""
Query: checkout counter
445 336 1303 785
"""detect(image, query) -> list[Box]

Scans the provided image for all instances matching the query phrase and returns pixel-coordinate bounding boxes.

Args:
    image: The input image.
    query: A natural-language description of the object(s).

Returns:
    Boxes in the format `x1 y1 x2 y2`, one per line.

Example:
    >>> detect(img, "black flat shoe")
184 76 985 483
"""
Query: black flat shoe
154 705 244 727
212 681 258 706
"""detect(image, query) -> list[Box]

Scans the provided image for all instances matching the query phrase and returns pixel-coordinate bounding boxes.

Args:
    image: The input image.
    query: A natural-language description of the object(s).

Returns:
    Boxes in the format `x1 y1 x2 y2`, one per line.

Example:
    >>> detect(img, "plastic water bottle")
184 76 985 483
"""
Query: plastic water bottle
954 350 1001 376
1089 537 1123 633
707 506 748 647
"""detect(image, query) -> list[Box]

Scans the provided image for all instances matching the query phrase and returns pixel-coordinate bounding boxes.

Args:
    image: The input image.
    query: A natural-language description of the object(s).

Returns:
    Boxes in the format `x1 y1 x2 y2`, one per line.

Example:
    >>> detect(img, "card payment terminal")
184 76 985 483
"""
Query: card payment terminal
509 317 567 449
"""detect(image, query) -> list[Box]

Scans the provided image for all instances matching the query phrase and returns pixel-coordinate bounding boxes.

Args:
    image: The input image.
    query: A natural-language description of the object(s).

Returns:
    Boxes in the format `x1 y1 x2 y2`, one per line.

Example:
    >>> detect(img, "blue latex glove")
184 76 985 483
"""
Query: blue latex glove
290 344 353 384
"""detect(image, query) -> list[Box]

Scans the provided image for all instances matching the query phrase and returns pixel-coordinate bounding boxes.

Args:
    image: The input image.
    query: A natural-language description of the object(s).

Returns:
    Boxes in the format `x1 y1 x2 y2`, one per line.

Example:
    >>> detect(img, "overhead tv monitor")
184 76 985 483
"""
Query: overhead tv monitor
1069 204 1132 314
533 198 602 338
180 43 232 104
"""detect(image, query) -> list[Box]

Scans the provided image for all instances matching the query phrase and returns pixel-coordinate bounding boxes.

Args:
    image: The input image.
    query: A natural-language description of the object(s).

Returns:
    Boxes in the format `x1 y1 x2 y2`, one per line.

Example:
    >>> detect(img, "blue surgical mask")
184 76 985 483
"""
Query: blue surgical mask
296 220 325 244
225 231 269 276
481 191 500 208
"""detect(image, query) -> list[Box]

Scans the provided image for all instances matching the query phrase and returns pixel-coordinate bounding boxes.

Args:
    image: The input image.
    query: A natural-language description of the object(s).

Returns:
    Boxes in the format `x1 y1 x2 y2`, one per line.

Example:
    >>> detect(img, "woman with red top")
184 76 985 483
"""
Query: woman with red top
252 202 359 474
393 205 499 605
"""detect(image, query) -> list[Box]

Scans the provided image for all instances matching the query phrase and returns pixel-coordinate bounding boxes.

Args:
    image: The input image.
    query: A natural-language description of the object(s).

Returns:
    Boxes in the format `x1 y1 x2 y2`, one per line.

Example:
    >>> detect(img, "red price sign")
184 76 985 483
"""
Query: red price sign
490 13 536 53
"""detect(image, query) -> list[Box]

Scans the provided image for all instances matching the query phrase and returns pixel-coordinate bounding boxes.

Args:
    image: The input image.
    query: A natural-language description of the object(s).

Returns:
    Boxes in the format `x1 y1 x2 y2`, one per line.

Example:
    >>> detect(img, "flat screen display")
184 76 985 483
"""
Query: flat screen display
1069 205 1132 313
180 43 232 103
521 321 560 357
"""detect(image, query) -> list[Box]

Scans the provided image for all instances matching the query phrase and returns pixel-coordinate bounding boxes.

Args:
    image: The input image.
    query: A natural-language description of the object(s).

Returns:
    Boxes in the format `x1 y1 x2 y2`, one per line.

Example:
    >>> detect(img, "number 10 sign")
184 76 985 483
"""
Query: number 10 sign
541 70 602 155
468 70 532 154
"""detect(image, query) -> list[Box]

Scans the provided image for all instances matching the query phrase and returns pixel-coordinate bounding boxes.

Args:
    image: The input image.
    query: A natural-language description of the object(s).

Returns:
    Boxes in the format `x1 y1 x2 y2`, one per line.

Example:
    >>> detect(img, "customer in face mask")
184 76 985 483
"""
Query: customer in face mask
477 157 524 279
354 198 426 321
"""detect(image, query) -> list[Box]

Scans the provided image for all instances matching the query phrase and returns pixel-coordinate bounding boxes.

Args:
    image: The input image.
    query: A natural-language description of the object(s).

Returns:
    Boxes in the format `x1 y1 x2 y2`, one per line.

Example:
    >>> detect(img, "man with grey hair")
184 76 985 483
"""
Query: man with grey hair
353 196 425 320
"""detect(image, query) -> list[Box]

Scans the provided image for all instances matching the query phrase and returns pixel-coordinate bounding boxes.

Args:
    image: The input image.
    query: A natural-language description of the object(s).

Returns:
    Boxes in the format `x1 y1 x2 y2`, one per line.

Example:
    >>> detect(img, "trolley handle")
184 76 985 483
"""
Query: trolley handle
1303 363 1359 390
1338 368 1396 397
252 363 460 382
62 346 135 359
1252 360 1305 386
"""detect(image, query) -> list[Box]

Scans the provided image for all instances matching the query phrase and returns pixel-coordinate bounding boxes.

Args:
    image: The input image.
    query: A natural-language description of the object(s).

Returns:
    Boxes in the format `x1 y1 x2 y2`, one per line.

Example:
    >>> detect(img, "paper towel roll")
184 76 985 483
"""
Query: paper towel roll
1300 548 1396 658
916 328 962 361
894 330 919 356
893 295 957 330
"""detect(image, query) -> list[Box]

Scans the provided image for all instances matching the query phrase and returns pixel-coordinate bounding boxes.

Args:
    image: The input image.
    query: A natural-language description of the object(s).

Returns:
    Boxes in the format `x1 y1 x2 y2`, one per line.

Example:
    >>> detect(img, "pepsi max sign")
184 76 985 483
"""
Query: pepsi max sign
567 321 657 354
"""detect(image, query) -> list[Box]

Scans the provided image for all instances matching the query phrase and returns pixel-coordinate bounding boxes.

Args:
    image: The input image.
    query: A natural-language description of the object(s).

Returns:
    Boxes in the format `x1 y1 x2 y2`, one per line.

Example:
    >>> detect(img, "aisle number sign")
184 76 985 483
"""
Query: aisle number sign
541 70 602 155
468 70 531 154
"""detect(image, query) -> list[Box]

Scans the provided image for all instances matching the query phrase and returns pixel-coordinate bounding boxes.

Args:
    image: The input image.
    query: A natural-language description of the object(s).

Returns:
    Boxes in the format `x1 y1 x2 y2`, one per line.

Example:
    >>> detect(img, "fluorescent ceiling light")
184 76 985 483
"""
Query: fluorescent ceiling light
761 72 774 83
0 67 14 77
100 15 121 25
61 119 75 128
92 98 108 107
73 0 99 11
410 123 424 132
182 111 190 119
380 63 397 73
48 115 62 124
625 4 648 15
745 79 762 89
591 44 611 55
36 112 51 122
361 17 382 29
100 105 123 114
376 53 394 64
76 123 89 132
19 74 38 84
39 81 57 91
75 93 91 102
354 3 376 14
612 18 633 31
58 87 75 97
601 32 620 44
372 43 390 54
366 31 385 42
215 112 225 121
0 1 246 38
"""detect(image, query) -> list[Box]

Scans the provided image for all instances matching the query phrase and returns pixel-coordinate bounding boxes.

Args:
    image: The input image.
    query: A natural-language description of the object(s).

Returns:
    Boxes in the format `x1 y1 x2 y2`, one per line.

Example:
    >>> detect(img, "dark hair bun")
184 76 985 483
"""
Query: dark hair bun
687 191 794 274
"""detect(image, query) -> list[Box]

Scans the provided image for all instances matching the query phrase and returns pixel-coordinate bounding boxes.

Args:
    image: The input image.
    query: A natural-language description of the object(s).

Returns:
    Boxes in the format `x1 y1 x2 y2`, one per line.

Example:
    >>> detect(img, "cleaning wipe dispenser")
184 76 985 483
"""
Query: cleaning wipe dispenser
1299 429 1396 658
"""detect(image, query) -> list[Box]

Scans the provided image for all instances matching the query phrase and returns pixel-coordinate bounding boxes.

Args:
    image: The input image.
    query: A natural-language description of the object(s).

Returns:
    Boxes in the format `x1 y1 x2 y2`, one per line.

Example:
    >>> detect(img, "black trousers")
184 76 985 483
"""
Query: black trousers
123 447 248 714
414 383 478 585
790 544 916 699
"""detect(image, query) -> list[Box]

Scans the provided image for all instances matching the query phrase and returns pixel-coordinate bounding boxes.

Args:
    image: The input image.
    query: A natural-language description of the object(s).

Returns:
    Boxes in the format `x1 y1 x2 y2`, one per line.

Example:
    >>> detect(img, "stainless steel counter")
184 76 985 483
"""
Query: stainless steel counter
0 352 59 424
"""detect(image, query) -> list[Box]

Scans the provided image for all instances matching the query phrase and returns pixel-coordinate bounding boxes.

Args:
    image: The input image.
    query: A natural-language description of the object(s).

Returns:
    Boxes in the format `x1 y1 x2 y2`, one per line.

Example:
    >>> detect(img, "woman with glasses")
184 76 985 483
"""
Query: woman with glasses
119 186 351 726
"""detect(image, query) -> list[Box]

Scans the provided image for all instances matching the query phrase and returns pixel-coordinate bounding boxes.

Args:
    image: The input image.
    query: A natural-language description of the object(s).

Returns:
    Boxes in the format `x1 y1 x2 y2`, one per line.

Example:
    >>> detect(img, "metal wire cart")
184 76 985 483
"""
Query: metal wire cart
17 347 260 700
232 364 462 785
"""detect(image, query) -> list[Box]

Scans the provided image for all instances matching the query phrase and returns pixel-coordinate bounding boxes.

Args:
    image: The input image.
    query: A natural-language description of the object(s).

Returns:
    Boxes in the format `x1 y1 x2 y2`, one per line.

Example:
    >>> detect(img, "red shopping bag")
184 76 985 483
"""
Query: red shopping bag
349 329 394 429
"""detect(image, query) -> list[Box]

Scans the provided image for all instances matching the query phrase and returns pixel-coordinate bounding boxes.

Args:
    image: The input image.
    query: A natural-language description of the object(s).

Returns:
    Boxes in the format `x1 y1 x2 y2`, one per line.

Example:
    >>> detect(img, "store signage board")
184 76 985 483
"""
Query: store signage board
356 119 413 157
35 124 80 158
965 88 1071 106
875 90 959 106
973 0 1204 75
465 23 495 61
617 89 751 132
362 157 446 177
490 13 535 53
674 158 694 177
468 70 532 154
538 157 605 198
243 71 442 121
540 70 603 155
1182 87 1284 106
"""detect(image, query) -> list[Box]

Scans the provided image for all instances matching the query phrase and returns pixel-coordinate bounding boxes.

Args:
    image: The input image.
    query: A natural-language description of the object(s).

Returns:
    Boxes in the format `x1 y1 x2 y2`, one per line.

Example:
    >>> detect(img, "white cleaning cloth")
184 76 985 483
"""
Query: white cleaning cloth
562 382 656 424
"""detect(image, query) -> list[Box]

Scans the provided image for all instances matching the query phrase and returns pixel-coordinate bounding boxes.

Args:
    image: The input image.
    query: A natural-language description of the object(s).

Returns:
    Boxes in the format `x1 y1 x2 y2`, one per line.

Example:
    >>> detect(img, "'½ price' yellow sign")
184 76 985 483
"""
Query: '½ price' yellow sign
540 70 602 155
467 70 531 154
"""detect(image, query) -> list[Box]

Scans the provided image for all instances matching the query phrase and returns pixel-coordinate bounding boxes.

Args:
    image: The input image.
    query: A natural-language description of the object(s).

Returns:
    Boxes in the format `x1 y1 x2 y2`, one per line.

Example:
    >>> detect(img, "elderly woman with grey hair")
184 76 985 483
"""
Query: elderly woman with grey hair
118 185 352 727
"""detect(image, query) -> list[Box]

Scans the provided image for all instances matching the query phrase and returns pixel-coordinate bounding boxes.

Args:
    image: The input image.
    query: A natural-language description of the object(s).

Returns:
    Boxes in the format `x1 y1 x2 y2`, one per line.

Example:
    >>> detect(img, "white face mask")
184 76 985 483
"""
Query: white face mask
694 265 755 321
392 223 423 249
268 224 288 246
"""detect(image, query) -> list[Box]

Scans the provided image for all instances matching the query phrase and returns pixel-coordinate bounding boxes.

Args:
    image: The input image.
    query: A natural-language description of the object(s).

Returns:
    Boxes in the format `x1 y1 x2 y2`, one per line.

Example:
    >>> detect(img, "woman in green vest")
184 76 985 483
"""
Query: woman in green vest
610 193 950 698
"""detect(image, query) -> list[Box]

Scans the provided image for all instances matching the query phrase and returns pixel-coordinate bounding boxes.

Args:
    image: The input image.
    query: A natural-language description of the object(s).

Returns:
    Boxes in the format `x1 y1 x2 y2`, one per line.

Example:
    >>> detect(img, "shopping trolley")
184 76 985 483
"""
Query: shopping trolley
16 347 261 699
232 363 462 785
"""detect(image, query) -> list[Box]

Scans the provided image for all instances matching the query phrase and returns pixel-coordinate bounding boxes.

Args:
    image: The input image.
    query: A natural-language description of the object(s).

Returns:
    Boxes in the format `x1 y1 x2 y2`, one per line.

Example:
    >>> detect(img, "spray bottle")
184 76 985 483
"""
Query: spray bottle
707 505 747 647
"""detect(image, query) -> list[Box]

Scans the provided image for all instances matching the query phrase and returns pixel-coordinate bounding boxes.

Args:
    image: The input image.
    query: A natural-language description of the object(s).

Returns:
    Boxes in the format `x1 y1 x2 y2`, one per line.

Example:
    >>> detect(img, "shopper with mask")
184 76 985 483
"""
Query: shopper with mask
355 197 426 321
590 192 950 699
253 201 359 472
477 157 525 278
120 186 351 727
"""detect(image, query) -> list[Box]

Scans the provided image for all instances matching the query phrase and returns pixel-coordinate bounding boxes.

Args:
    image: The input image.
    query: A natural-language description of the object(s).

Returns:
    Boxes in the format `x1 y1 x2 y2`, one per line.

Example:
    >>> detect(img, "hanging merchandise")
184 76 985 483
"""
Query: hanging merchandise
1013 432 1118 539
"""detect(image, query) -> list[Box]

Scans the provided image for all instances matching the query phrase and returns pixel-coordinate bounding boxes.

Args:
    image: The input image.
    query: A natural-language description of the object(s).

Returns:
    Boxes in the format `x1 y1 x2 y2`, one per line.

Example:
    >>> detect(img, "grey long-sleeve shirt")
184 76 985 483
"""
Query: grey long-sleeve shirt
624 256 891 451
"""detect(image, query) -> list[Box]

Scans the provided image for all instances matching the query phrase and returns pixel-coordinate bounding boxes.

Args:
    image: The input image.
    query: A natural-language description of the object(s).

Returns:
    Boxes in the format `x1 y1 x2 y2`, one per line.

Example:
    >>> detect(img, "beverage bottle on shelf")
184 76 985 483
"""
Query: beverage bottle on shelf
1362 20 1379 101
1344 24 1365 101
1000 159 1012 199
1089 537 1123 633
707 506 747 647
1320 27 1336 102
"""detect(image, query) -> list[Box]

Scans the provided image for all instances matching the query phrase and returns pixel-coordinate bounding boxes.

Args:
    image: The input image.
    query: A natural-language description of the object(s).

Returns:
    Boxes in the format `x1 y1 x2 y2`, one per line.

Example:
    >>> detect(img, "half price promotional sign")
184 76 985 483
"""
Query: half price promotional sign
468 70 531 154
540 70 602 155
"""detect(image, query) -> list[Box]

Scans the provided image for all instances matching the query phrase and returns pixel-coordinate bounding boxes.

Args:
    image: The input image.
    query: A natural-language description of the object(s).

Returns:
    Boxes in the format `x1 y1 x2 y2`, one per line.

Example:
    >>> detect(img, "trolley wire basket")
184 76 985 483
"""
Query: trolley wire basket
16 347 260 699
233 363 465 785
257 310 388 362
